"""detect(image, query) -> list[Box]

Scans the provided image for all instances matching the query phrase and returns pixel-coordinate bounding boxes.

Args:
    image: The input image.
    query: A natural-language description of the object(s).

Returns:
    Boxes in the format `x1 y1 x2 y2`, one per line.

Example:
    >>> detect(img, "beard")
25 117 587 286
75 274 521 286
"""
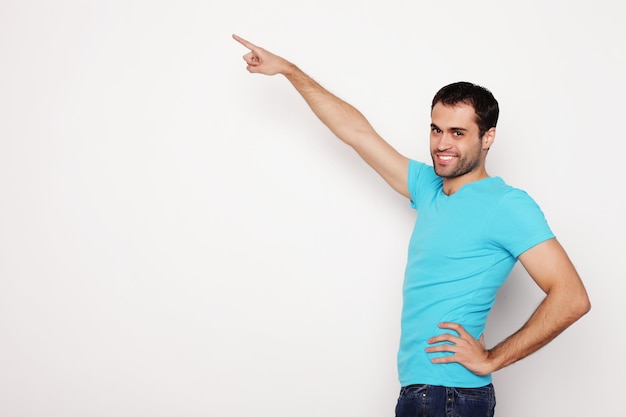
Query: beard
431 147 482 179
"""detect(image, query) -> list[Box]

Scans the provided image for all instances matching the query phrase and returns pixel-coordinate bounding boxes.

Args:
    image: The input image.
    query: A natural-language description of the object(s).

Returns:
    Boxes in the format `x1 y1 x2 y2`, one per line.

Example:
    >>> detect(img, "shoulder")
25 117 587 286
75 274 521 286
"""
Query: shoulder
407 160 442 207
482 179 551 229
488 180 553 232
408 159 440 186
490 179 542 210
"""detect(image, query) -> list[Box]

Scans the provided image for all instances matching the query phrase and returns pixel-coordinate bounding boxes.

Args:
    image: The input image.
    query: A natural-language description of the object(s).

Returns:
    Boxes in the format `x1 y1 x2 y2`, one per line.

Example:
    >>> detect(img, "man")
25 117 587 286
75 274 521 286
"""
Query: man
233 34 590 417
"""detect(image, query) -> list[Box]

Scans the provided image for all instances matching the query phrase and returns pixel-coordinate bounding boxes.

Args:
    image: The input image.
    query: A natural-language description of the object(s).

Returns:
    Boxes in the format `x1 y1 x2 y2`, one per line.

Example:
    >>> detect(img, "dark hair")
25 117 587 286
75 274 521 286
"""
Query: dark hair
431 81 499 138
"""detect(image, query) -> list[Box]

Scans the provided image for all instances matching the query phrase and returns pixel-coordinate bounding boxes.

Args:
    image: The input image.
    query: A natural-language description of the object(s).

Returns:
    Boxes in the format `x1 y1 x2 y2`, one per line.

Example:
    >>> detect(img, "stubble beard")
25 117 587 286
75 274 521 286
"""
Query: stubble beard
432 149 482 179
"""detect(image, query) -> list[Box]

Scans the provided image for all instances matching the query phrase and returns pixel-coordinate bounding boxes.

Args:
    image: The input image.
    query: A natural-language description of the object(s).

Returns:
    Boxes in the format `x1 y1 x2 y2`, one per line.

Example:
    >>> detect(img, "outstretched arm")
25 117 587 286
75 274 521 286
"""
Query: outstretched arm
426 238 591 376
233 34 410 198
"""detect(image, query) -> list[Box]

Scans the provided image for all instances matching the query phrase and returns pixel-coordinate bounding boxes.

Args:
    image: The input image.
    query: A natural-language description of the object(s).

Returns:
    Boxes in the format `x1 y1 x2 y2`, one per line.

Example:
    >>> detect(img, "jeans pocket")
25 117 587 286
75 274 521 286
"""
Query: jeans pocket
452 384 496 417
395 385 430 417
399 384 428 400
454 384 494 401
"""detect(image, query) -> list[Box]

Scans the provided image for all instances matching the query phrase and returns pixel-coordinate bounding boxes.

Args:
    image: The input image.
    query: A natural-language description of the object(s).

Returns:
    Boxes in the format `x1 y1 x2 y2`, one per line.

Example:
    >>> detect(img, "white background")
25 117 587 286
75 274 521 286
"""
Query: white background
1 1 623 416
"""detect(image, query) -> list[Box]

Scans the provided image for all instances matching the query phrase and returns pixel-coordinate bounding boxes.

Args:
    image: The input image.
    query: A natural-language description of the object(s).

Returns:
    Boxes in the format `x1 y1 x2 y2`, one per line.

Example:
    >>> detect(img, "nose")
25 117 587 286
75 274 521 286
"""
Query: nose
435 133 454 151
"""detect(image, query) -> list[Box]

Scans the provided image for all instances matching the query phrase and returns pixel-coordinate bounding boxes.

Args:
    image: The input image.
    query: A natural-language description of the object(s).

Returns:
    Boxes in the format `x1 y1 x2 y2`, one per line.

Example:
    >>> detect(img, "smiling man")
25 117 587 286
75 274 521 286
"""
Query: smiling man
233 35 590 417
429 85 497 191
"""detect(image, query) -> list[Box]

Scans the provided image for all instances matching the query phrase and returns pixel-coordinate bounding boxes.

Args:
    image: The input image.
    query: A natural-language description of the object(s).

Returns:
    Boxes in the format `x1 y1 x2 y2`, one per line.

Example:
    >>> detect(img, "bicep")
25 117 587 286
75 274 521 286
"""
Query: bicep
352 131 411 199
518 238 584 295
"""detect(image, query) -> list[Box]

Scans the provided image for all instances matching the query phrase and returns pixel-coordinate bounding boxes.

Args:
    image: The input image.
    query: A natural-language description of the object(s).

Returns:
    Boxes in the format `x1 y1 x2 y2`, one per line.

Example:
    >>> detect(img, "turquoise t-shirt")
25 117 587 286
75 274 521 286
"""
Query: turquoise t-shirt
398 160 555 388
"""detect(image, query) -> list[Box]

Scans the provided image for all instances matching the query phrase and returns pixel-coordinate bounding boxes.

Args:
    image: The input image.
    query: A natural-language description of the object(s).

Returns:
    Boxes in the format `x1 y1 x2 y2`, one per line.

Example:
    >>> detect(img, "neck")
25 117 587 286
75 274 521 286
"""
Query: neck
442 168 490 196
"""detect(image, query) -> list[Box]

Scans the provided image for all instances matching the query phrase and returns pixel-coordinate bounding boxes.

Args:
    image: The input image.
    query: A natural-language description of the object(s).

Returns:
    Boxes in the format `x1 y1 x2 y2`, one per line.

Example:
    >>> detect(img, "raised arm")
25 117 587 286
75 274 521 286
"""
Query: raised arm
233 34 410 198
426 238 591 375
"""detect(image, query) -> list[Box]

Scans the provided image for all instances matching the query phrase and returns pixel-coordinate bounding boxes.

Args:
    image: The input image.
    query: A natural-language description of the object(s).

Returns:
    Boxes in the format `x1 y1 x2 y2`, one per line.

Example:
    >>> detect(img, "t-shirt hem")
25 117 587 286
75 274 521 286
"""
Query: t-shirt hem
512 233 556 258
399 375 493 389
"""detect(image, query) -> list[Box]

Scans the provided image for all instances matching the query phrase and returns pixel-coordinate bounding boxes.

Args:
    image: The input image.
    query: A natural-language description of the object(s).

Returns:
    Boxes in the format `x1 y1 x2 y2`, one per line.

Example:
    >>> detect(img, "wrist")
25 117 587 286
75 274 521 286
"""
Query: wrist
281 62 298 77
484 348 504 374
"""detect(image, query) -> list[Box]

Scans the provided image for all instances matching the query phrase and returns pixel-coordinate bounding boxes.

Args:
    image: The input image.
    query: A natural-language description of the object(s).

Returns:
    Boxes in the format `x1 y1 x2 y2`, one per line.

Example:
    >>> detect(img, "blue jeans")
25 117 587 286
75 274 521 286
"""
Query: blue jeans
394 383 496 417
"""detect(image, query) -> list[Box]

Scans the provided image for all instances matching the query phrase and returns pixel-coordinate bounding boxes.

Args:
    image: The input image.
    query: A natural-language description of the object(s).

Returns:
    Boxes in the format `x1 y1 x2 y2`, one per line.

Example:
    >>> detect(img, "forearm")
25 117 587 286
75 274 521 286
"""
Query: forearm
486 287 590 373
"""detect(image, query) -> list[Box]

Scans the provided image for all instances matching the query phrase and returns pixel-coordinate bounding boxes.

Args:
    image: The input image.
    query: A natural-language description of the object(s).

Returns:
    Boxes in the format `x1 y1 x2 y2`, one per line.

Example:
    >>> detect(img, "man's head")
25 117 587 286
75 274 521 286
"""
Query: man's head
431 82 499 138
429 82 499 186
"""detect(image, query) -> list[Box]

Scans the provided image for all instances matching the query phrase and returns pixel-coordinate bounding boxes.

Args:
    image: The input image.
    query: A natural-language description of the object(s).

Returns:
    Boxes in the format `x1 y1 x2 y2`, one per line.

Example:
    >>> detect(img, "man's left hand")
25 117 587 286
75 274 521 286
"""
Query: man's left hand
426 322 493 376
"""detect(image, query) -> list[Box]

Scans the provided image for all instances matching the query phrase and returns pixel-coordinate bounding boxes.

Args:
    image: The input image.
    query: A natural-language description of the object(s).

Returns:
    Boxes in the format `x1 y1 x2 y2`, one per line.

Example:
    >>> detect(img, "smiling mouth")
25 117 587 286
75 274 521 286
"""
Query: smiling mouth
437 154 457 162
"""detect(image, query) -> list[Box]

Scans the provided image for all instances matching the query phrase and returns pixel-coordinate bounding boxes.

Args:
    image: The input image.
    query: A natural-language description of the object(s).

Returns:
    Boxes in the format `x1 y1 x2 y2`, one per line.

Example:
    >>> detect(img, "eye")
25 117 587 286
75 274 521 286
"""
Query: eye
431 127 442 134
453 130 463 137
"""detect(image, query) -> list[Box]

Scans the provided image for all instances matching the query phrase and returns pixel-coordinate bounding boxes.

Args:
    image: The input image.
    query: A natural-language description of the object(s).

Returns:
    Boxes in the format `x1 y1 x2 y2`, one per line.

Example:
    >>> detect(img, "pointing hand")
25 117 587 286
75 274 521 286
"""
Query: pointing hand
232 34 294 76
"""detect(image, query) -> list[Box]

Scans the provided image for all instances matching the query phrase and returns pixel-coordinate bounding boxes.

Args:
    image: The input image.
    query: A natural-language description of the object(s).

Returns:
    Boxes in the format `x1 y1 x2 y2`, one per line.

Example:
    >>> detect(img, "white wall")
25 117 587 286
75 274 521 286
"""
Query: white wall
0 1 623 416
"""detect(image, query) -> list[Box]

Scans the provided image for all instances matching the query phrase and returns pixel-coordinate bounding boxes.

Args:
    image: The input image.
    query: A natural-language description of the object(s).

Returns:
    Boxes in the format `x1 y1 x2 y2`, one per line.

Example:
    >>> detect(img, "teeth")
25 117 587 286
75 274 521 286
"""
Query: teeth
439 155 454 160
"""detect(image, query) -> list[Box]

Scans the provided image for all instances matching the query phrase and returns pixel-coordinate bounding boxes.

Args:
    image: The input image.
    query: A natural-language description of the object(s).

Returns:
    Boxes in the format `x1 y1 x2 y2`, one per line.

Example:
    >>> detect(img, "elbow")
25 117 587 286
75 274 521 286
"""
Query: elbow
554 284 591 324
571 291 591 321
579 295 592 317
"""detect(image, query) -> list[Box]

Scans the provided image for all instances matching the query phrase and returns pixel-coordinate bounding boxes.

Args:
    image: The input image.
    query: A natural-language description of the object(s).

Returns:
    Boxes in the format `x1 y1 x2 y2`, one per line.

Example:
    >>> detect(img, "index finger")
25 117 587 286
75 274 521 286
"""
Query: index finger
232 34 258 51
438 322 470 337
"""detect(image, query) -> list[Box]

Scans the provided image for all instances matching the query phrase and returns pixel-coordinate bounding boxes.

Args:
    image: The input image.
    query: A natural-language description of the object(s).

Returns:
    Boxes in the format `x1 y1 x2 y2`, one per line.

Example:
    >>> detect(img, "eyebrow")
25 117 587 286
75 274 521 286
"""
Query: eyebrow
430 123 469 132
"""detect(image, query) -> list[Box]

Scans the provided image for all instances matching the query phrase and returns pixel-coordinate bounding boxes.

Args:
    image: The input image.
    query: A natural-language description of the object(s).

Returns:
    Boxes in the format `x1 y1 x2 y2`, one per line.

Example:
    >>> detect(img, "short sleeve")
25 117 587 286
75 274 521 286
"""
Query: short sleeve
488 189 555 258
407 160 441 211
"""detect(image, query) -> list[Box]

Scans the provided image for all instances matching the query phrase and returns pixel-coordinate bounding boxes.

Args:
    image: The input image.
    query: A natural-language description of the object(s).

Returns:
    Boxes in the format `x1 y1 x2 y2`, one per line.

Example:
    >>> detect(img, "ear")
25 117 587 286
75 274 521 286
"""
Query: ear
482 127 496 151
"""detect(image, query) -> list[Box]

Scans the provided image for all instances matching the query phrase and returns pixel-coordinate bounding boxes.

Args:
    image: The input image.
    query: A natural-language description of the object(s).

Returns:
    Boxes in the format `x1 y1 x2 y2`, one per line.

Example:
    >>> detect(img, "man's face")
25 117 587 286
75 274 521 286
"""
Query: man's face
430 102 485 179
